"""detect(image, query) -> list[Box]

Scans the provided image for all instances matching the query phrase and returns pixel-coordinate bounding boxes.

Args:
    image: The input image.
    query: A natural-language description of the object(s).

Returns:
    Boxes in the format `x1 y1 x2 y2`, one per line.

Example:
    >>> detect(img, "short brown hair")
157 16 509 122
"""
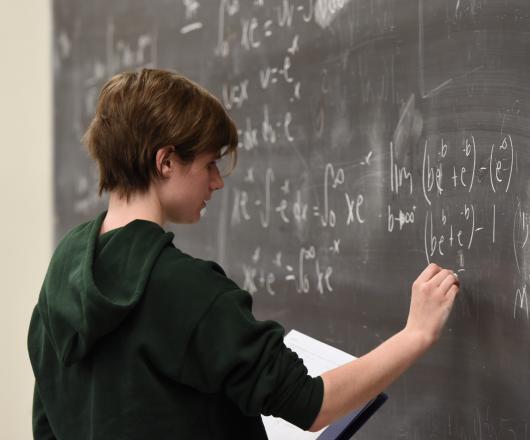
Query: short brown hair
83 68 238 199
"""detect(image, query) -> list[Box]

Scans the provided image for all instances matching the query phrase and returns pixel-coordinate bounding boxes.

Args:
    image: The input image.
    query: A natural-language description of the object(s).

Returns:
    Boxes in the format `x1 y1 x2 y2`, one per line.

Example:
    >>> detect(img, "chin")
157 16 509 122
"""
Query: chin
168 215 199 225
186 213 202 224
178 217 200 225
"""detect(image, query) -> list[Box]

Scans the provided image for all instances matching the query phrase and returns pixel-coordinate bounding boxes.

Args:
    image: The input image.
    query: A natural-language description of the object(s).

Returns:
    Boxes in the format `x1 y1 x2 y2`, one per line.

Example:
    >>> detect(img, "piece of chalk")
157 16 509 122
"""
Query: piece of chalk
456 250 464 268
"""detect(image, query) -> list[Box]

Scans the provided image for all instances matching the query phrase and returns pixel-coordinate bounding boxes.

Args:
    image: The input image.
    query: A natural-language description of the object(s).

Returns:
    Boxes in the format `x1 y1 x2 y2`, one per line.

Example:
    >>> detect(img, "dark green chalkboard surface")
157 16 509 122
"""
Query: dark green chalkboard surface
54 1 530 438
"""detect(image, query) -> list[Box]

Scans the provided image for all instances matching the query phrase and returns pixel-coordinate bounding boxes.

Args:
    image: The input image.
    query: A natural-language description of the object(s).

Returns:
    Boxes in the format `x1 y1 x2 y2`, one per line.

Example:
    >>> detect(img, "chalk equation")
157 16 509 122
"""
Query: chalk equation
68 1 530 328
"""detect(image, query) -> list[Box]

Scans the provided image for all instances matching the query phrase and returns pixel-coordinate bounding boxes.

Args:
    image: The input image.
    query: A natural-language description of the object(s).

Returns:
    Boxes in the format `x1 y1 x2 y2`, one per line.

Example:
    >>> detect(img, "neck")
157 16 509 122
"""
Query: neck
101 187 165 234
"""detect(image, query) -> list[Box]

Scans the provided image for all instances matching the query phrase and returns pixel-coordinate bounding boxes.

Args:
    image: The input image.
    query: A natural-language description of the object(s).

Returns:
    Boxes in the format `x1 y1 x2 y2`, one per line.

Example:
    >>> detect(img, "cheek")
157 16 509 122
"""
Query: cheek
194 175 210 195
159 182 184 211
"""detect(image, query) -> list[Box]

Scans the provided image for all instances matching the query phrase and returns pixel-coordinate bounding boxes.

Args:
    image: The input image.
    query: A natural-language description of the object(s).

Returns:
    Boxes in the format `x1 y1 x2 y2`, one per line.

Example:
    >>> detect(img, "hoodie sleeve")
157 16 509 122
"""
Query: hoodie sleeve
32 383 57 440
178 289 323 431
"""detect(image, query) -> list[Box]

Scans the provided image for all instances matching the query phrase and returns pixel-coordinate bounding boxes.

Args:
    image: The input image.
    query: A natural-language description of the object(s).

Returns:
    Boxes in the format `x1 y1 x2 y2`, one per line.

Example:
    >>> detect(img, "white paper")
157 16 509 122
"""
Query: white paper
262 330 356 440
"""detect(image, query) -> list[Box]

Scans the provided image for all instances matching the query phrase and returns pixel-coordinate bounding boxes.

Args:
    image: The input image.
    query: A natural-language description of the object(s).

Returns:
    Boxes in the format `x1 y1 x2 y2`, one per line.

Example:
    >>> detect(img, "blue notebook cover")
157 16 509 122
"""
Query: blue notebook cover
317 393 388 440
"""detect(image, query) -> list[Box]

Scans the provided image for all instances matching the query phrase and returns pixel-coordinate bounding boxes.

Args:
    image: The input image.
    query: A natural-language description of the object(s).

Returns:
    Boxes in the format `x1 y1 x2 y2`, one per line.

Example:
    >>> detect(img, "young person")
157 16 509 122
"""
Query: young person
28 68 460 439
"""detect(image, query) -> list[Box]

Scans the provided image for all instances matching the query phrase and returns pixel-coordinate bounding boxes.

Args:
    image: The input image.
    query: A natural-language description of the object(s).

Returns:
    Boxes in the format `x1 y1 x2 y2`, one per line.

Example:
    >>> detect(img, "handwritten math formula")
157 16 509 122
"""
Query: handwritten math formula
189 1 529 326
62 0 530 325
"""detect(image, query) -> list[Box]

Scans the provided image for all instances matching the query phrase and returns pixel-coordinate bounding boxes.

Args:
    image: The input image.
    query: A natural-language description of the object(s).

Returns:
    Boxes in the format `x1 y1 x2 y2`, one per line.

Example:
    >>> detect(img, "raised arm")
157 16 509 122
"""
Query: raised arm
309 263 459 432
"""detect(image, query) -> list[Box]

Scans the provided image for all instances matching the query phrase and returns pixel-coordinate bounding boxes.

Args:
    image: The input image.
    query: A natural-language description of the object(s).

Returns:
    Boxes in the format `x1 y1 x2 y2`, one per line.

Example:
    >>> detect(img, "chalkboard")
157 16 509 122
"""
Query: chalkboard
53 1 530 438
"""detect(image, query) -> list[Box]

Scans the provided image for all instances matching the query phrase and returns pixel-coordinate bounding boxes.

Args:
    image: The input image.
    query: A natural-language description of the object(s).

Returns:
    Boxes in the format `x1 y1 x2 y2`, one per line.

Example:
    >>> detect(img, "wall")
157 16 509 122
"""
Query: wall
0 0 52 438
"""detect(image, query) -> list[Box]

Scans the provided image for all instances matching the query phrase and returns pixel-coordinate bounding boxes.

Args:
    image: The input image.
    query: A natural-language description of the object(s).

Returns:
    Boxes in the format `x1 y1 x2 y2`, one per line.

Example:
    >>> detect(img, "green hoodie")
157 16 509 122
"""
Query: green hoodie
28 212 323 439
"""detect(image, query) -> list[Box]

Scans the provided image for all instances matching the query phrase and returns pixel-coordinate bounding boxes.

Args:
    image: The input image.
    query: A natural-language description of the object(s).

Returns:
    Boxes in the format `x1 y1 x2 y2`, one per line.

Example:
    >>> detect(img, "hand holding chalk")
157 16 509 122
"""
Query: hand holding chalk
404 263 460 348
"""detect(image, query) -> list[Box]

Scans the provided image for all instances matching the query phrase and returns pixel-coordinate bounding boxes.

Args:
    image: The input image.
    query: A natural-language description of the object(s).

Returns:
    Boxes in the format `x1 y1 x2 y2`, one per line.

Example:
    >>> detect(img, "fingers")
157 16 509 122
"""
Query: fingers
445 284 460 302
416 263 442 284
430 268 458 288
438 271 459 295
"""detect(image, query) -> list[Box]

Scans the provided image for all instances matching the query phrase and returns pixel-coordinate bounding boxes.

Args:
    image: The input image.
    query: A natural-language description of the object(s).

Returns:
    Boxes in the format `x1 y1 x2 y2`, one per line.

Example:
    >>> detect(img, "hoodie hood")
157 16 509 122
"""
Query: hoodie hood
34 212 174 366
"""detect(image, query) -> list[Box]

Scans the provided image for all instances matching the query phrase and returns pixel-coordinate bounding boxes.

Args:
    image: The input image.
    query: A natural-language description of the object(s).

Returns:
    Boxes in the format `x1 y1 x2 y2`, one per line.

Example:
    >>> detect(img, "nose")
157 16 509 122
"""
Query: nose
210 165 224 191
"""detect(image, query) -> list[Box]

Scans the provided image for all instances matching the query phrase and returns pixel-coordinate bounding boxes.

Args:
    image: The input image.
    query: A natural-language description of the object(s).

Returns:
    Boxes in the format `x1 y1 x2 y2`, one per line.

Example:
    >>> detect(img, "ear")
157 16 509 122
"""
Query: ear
156 145 175 178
